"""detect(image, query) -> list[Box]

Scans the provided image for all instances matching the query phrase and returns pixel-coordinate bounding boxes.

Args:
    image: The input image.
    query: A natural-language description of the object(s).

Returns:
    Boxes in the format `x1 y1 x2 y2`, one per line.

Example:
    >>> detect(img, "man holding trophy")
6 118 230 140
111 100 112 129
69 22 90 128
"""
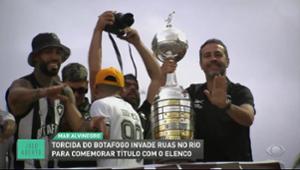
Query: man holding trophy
151 12 193 141
186 38 255 161
152 13 255 162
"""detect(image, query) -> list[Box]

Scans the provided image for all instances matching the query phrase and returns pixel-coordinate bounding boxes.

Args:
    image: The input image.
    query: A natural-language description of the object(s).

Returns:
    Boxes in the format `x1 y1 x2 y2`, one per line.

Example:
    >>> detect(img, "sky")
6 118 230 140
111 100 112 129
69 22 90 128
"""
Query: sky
1 0 300 168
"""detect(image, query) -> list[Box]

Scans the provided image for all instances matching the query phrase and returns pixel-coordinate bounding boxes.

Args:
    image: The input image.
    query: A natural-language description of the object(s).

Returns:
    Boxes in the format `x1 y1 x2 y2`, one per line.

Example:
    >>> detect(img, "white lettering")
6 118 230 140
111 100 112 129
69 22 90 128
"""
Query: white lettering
157 141 176 148
165 150 192 157
52 141 81 148
51 150 70 157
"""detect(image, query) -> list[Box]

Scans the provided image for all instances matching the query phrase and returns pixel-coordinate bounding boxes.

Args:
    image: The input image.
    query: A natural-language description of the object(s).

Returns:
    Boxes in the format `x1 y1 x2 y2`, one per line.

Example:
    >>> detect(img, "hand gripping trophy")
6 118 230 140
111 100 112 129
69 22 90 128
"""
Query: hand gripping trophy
151 12 193 140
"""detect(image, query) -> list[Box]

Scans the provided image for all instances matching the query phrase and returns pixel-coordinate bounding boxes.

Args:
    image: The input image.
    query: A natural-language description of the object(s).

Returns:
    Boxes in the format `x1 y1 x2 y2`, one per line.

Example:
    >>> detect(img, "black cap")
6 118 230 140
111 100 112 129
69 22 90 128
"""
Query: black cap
28 33 70 67
62 63 88 82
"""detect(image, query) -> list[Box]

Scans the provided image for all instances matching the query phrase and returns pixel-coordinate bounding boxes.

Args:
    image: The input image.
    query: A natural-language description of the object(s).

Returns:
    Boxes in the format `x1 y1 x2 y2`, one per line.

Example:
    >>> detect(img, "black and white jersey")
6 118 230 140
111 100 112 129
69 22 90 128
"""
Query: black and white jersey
6 73 64 168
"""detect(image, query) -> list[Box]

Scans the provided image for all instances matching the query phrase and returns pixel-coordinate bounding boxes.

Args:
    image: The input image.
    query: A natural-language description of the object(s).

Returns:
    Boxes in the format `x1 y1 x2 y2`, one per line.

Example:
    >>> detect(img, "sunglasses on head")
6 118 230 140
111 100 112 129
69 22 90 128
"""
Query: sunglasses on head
71 87 88 94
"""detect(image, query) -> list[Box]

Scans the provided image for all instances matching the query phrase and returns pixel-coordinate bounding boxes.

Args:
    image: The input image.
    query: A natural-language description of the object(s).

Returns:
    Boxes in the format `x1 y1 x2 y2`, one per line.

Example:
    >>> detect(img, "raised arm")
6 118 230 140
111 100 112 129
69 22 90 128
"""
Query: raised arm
119 28 162 104
88 11 114 101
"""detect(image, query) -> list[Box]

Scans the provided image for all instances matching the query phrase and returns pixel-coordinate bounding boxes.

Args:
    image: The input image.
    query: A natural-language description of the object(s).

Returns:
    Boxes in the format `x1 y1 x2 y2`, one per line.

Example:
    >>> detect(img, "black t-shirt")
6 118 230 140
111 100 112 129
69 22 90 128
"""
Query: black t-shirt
137 100 152 139
186 79 255 162
137 100 153 164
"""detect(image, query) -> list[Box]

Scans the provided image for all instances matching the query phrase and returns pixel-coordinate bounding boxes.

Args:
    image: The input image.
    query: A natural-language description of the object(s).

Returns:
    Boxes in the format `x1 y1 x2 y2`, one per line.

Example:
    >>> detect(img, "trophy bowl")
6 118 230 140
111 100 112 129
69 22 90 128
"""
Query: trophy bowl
152 26 188 62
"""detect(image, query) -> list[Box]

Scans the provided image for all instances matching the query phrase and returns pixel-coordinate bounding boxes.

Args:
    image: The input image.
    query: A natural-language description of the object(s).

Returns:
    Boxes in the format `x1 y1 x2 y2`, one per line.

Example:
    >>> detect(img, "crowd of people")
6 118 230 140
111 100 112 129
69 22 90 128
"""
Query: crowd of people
0 10 256 168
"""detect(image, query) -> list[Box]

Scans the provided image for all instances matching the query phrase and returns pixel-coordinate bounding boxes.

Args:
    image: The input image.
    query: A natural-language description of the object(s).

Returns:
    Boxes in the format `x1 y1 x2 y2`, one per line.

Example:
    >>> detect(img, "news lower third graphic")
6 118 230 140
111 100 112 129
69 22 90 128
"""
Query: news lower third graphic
53 132 104 140
17 139 45 160
17 132 204 161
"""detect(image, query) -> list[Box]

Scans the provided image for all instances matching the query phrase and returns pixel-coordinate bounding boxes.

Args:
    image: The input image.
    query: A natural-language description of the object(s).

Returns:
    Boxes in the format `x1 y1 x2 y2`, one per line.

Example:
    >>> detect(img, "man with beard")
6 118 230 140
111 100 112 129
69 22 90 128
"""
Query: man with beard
5 33 106 168
88 11 161 140
185 39 256 161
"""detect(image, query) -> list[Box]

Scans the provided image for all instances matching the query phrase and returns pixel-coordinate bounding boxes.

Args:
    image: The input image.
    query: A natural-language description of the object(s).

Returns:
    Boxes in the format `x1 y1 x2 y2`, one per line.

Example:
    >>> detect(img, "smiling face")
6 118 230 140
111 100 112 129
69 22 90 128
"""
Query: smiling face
34 47 63 76
120 78 140 110
200 42 229 79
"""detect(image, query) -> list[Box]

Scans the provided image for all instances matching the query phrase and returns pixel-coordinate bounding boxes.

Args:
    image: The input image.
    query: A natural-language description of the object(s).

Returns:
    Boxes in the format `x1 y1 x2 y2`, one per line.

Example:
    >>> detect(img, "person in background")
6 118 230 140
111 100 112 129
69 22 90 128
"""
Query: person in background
90 67 143 168
0 109 16 169
61 63 91 125
88 11 161 140
293 153 300 169
58 63 97 167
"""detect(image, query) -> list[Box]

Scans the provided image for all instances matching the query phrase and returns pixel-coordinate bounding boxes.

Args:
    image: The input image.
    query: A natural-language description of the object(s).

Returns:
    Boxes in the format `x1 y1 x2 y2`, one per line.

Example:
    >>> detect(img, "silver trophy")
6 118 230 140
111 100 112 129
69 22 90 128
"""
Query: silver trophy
151 12 193 140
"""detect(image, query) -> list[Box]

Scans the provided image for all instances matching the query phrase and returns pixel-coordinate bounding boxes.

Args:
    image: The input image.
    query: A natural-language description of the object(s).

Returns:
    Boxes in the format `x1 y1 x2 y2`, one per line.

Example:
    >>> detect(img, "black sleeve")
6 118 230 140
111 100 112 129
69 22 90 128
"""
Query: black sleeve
186 84 204 101
137 100 152 139
186 84 196 100
186 86 192 97
137 100 151 116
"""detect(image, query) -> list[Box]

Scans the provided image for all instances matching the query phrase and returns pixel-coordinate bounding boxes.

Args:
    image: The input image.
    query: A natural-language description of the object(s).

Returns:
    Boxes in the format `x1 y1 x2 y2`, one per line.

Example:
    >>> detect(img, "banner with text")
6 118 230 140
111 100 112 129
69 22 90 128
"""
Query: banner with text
17 133 204 160
49 140 203 160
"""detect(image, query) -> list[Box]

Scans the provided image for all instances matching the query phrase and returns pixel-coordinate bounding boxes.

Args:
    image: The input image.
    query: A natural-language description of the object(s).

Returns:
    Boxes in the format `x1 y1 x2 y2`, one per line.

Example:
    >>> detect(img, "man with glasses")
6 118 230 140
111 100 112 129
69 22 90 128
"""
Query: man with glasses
58 62 97 167
61 63 91 120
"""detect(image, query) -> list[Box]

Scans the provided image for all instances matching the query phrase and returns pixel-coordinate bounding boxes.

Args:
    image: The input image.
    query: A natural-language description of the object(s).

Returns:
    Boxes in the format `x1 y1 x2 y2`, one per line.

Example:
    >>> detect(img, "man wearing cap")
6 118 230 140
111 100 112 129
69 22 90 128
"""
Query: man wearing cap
90 67 143 168
58 63 97 167
5 33 106 168
88 11 161 140
61 63 91 121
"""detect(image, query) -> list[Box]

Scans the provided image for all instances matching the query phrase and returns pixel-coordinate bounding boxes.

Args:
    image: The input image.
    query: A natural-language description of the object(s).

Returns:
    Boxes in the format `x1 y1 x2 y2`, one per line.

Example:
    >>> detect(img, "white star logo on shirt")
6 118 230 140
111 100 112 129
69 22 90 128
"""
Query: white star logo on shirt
194 99 204 109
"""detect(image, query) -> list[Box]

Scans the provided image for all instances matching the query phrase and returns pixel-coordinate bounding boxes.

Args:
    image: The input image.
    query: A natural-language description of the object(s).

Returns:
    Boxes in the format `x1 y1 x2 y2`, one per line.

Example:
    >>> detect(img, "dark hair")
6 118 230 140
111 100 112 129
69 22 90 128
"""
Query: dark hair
199 38 229 62
96 84 122 92
124 73 139 90
62 63 88 82
124 74 138 82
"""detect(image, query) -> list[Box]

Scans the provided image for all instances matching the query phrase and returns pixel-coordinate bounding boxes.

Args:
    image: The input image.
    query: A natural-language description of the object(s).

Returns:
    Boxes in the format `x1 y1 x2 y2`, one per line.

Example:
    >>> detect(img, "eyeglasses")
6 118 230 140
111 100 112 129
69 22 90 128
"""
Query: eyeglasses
71 87 88 94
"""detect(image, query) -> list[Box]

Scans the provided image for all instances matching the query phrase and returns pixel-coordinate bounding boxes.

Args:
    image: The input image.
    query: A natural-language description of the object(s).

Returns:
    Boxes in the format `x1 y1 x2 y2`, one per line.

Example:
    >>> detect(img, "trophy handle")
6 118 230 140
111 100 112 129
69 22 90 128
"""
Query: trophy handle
165 11 175 28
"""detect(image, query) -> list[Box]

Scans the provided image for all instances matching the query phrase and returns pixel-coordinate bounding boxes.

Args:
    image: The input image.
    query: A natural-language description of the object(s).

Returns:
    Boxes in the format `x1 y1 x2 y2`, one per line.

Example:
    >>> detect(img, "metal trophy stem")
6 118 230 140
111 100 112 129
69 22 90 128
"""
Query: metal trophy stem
151 12 193 140
166 72 178 87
